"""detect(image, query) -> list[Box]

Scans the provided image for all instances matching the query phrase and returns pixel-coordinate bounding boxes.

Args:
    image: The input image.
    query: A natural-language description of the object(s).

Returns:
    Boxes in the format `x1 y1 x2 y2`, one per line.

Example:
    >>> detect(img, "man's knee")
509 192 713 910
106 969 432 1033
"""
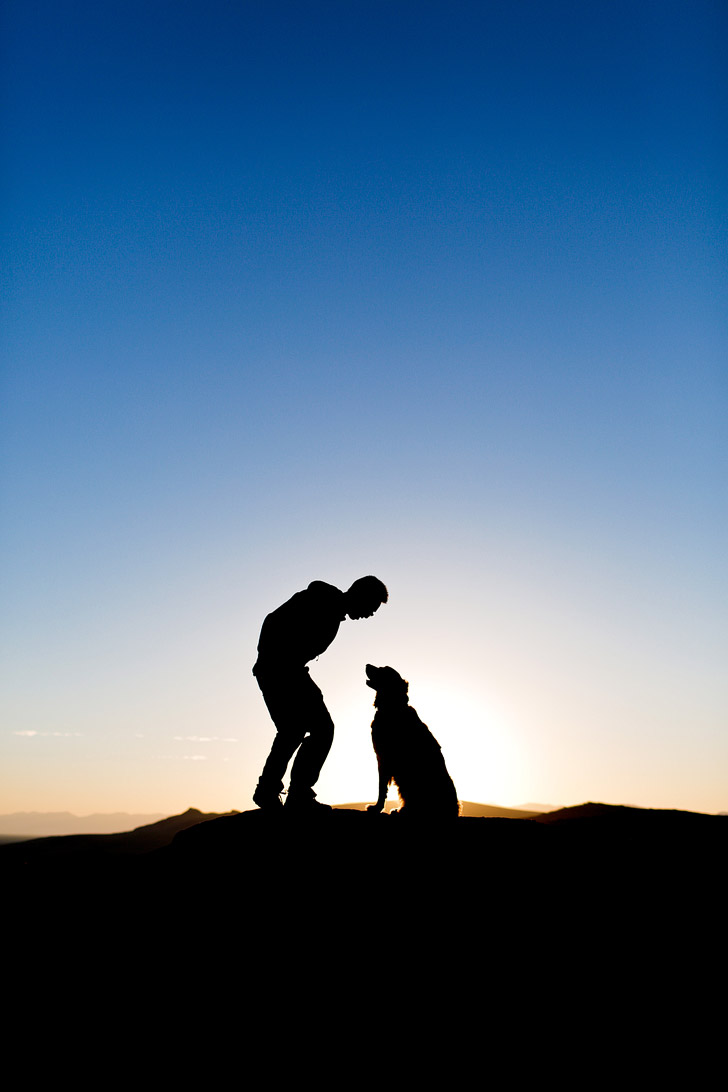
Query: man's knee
306 700 334 738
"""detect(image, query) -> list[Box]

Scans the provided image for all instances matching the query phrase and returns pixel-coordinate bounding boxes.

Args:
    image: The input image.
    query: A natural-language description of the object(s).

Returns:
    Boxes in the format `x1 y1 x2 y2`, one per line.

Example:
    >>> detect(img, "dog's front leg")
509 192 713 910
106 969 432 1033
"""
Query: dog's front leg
367 762 390 813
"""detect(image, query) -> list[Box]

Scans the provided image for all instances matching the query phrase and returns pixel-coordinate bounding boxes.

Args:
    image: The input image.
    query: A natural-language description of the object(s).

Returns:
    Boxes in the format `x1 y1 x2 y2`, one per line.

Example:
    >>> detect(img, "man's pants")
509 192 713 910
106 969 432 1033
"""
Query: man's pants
254 665 335 793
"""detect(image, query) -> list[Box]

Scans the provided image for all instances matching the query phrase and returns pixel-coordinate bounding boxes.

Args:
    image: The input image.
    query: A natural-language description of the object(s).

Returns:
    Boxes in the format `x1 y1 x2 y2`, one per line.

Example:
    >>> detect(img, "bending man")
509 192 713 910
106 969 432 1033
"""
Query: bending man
252 576 388 812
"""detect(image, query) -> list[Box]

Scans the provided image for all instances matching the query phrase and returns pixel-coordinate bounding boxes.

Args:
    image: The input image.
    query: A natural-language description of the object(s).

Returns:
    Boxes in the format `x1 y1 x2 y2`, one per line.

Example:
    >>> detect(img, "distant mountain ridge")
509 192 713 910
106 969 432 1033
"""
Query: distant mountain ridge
0 807 237 856
532 801 725 824
0 811 167 837
2 801 537 839
3 799 722 841
517 803 561 813
335 801 543 818
3 802 725 877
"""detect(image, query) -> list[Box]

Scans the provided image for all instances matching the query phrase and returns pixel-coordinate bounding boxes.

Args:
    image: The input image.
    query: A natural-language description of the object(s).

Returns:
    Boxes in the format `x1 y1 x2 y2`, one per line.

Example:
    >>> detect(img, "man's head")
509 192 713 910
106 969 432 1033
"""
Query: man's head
344 576 388 620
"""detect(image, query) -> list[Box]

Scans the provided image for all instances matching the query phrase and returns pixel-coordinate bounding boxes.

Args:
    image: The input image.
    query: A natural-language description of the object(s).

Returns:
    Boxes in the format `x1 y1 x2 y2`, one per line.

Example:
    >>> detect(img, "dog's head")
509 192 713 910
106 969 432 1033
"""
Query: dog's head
365 664 410 706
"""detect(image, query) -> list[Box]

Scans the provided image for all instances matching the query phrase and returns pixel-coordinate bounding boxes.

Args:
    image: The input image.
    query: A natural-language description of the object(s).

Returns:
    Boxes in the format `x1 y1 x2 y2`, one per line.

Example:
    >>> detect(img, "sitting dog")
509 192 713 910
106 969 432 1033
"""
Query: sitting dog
365 664 460 818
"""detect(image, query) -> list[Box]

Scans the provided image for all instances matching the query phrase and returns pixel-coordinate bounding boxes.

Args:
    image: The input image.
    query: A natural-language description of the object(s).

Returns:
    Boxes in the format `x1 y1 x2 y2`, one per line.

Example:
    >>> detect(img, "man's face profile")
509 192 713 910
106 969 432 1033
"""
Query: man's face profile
346 594 380 620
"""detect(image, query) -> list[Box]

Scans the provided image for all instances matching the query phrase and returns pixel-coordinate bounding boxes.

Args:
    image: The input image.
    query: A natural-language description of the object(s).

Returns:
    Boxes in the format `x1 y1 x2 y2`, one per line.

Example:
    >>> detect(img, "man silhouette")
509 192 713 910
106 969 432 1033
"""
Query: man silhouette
252 576 388 812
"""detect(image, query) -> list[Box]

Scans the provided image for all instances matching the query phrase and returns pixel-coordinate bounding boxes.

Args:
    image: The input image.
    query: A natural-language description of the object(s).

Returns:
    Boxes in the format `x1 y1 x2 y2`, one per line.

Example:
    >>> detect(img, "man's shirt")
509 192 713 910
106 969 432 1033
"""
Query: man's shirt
255 581 346 668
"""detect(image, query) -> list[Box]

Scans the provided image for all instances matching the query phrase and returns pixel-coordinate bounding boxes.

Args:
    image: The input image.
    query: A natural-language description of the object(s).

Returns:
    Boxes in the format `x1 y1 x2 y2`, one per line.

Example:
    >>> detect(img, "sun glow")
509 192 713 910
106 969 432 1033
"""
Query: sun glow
403 681 524 806
315 676 525 808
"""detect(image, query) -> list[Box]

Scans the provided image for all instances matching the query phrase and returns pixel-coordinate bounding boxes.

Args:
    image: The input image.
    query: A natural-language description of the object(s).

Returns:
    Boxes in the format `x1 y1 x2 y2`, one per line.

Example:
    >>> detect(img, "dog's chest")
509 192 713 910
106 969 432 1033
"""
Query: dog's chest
371 705 422 755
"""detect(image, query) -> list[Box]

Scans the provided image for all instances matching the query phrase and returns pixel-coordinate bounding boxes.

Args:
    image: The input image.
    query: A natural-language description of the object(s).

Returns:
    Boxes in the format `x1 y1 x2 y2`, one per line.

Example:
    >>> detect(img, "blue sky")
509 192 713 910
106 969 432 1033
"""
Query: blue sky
2 1 726 814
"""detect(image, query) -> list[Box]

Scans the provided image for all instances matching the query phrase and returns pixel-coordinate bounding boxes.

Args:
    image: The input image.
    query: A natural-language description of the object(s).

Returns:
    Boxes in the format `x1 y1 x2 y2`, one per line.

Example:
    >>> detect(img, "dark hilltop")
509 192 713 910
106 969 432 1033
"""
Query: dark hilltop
6 800 724 907
7 801 723 1031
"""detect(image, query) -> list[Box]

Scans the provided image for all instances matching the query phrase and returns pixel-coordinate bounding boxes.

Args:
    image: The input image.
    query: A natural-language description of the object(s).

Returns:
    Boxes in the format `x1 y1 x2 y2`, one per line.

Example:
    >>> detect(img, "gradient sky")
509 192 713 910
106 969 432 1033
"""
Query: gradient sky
2 0 726 816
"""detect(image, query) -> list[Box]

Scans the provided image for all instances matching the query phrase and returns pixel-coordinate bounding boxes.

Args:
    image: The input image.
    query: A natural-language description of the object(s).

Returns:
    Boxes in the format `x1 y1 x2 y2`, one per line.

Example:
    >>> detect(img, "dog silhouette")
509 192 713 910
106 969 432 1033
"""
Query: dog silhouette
365 664 459 818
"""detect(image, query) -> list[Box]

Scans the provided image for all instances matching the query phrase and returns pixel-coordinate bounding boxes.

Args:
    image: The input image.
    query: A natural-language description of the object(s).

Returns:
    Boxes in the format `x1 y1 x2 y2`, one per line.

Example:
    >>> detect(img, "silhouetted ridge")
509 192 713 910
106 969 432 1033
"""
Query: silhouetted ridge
532 802 720 825
130 806 219 832
1 806 237 863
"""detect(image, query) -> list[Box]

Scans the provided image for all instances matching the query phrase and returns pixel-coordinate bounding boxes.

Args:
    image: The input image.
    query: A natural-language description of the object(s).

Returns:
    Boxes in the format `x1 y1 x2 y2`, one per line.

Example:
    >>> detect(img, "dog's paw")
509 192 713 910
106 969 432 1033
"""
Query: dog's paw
366 804 382 813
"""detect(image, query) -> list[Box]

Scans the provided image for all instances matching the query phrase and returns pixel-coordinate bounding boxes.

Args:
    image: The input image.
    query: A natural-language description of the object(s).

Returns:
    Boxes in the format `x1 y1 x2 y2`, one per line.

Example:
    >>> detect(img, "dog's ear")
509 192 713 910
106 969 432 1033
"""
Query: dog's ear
389 668 408 694
388 670 409 700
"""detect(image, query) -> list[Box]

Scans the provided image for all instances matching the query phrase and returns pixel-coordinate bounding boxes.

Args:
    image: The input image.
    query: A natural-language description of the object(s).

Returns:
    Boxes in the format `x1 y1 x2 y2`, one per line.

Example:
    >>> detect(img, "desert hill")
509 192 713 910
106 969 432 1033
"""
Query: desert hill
0 799 538 843
7 801 723 1000
532 801 724 826
0 806 236 860
4 801 724 886
1 800 541 860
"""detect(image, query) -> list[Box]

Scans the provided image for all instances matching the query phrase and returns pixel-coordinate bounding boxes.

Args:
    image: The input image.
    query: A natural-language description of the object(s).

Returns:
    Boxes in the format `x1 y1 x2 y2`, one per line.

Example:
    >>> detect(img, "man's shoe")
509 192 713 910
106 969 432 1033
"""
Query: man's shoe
253 781 284 811
284 789 332 813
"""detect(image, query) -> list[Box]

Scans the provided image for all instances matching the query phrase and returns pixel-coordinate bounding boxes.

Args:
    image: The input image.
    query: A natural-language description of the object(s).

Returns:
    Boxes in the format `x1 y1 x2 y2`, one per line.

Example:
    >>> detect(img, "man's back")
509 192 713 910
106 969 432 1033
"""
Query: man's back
255 581 345 668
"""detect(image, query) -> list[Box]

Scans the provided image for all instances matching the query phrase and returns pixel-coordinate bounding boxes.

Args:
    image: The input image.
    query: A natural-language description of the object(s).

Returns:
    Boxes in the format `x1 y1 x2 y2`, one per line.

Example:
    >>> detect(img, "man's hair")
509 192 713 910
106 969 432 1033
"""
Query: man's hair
347 575 388 605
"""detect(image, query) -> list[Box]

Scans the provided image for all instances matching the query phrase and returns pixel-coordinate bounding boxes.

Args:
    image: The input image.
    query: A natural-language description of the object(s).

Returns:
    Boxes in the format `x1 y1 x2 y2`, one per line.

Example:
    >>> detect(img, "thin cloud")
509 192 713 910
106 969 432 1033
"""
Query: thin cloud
12 730 82 737
173 735 238 742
